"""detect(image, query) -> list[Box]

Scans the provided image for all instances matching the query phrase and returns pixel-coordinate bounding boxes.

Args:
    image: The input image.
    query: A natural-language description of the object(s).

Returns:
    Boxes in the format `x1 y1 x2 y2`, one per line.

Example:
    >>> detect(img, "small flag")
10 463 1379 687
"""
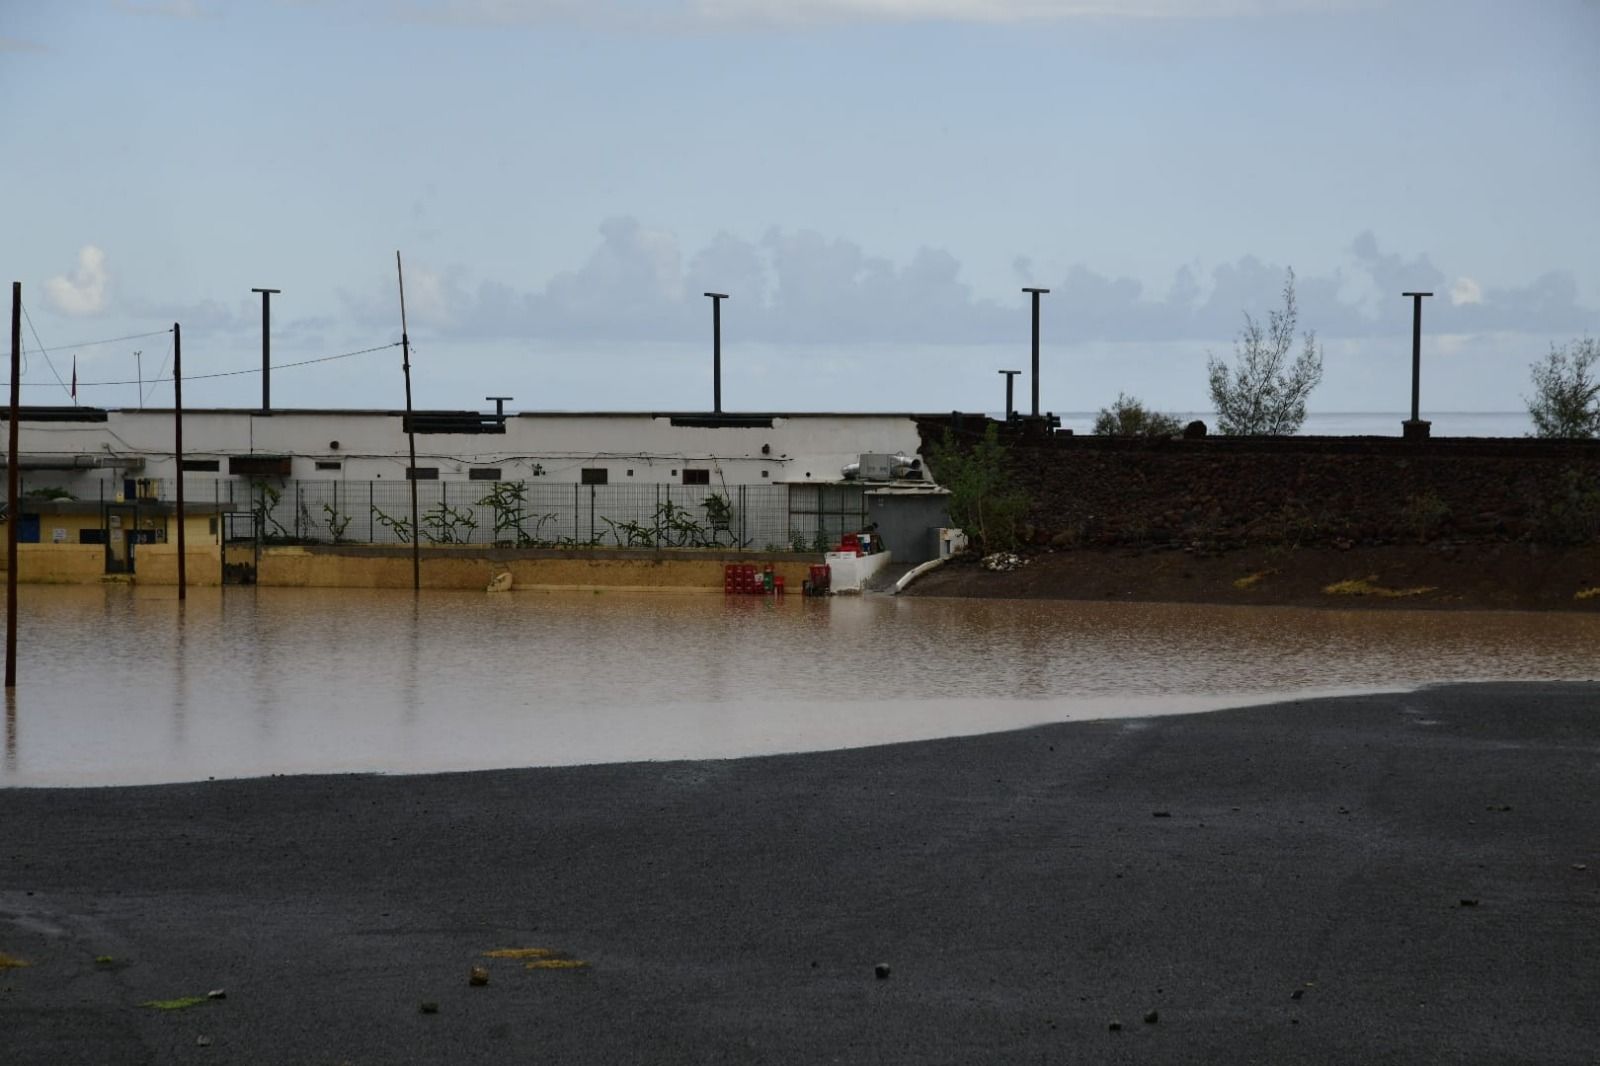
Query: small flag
71 355 77 401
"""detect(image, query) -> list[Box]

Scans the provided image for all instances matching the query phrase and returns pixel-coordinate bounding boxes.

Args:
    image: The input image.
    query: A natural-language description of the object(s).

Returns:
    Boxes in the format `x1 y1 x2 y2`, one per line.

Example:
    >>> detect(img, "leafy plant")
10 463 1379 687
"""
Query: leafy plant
1093 393 1182 437
371 505 413 543
478 481 536 546
1536 467 1600 545
1526 337 1600 439
927 423 1030 553
322 503 353 544
250 479 292 540
24 486 75 500
1206 268 1323 435
1401 491 1450 543
419 502 479 544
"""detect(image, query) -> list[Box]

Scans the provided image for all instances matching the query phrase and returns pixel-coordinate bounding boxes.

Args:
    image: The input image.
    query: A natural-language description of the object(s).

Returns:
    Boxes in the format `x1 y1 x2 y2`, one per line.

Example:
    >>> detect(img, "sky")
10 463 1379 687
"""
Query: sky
2 0 1597 420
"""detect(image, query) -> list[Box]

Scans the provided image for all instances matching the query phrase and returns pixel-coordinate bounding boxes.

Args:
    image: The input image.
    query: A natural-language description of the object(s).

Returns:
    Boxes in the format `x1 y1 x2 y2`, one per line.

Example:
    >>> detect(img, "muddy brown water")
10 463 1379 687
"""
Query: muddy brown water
4 585 1597 786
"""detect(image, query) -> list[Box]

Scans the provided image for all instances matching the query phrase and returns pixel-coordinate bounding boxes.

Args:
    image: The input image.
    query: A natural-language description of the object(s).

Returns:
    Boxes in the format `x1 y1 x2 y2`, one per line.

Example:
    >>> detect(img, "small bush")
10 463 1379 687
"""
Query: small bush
1527 337 1599 439
927 424 1030 554
1093 394 1182 438
1401 491 1450 543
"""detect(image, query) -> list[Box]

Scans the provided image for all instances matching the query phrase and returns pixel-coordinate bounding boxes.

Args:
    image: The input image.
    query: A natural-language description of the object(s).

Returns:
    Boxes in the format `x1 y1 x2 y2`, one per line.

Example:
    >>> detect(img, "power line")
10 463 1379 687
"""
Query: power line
18 303 70 401
24 340 402 388
20 327 173 355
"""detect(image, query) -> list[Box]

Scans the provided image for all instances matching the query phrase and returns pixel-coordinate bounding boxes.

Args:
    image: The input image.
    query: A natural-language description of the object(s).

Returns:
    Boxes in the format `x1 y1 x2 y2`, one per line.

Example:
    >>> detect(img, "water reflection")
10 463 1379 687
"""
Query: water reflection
3 584 1597 787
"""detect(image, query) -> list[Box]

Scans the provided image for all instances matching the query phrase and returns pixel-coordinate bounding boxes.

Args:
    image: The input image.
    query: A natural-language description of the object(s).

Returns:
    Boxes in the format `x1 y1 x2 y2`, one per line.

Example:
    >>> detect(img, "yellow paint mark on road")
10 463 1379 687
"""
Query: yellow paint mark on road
1232 569 1277 590
1323 576 1436 598
483 947 556 959
525 959 588 970
0 951 31 969
141 996 209 1011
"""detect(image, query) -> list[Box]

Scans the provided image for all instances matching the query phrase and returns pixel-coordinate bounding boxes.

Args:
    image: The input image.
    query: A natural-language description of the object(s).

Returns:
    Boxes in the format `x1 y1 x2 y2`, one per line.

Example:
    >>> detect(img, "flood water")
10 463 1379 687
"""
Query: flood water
3 585 1597 787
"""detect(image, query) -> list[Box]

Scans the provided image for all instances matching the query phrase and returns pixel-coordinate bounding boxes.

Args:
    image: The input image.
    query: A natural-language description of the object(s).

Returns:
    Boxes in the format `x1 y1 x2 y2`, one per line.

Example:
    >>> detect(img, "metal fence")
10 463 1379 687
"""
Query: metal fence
157 478 869 551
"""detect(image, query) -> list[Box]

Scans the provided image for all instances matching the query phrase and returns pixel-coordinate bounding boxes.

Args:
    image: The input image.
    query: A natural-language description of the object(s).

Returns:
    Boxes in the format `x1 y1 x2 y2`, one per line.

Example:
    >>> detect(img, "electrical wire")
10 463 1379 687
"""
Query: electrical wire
18 302 70 399
141 334 174 406
21 341 402 388
20 327 173 355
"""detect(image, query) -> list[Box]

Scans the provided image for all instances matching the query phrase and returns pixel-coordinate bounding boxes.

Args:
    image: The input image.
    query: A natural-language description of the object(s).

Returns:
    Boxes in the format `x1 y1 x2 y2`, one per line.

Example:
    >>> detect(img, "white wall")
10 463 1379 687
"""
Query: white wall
15 411 927 491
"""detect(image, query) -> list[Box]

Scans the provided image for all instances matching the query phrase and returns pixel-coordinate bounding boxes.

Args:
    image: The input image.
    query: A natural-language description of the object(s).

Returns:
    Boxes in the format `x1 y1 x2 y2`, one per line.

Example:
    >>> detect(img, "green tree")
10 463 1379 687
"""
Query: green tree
1093 393 1182 437
1527 337 1600 439
927 423 1030 553
1206 268 1323 435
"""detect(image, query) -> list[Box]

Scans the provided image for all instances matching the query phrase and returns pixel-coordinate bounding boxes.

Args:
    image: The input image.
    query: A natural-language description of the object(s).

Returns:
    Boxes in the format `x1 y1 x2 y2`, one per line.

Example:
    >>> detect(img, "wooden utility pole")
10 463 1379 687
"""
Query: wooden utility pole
7 283 21 689
173 322 186 600
396 252 420 592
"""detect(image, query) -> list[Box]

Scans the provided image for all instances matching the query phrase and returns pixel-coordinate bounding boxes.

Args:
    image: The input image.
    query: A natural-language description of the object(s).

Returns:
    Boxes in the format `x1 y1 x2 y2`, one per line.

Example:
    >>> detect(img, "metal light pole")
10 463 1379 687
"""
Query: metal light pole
998 370 1021 420
1402 291 1433 440
704 293 728 413
252 287 280 413
1022 288 1049 417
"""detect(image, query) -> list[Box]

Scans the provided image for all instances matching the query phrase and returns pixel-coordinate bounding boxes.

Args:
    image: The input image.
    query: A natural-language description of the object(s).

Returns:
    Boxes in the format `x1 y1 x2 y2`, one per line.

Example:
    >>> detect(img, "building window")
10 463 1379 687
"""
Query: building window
581 468 608 485
761 470 769 478
468 467 502 481
208 517 218 535
79 528 107 545
315 460 343 471
681 469 710 486
406 467 439 481
626 469 634 477
181 459 220 472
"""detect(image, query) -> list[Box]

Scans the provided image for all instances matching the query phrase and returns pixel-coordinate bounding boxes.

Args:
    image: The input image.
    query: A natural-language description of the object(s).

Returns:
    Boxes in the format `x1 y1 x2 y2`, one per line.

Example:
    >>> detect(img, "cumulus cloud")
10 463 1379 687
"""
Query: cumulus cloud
392 0 1370 28
44 246 110 316
341 222 1595 352
1450 276 1482 306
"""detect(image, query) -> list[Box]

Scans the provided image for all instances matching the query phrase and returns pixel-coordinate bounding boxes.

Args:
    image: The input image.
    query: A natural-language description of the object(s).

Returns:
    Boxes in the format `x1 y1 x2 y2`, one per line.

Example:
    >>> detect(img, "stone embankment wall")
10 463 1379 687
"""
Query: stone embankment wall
918 418 1600 549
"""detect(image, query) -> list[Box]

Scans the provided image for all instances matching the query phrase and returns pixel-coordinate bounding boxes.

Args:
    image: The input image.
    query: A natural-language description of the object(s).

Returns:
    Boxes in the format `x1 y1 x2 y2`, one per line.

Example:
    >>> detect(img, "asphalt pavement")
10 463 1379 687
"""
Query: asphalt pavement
3 682 1598 1064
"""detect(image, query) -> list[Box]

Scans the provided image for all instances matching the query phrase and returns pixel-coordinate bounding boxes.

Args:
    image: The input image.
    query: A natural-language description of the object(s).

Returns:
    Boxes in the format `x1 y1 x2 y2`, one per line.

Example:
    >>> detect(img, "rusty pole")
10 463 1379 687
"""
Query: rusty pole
397 253 420 592
173 322 186 601
998 369 1021 420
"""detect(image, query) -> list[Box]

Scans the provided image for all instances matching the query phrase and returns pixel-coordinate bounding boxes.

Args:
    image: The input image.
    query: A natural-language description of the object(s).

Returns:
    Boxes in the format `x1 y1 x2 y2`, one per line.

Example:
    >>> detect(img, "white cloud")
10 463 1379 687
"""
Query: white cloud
1450 276 1483 306
115 0 216 17
44 246 110 316
394 0 1369 28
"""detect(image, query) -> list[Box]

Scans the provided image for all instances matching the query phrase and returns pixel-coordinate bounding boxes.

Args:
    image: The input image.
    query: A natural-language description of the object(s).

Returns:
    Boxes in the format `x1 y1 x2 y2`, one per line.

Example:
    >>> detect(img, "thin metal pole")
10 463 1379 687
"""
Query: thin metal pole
252 288 280 414
999 369 1020 419
173 323 186 600
704 292 728 414
1403 291 1432 424
6 282 20 688
1022 288 1049 417
396 254 419 591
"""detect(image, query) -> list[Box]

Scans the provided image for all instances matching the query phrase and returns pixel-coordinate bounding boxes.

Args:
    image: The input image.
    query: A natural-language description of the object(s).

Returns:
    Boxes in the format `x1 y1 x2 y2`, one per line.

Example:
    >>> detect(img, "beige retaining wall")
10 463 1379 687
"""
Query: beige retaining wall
255 546 816 591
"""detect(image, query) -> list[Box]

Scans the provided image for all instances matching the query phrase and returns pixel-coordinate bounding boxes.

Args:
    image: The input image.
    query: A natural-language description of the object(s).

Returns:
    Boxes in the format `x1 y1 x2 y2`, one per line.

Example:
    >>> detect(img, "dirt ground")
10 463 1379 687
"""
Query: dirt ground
905 543 1600 612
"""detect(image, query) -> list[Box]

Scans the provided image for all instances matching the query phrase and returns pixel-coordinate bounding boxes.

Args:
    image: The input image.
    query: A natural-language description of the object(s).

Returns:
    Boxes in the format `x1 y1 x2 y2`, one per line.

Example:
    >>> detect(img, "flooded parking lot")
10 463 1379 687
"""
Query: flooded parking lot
4 584 1597 786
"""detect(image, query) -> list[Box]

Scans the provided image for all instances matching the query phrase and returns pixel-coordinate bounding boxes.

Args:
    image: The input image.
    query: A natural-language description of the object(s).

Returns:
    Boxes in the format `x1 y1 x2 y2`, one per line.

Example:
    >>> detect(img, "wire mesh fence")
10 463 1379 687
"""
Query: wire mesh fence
153 478 869 551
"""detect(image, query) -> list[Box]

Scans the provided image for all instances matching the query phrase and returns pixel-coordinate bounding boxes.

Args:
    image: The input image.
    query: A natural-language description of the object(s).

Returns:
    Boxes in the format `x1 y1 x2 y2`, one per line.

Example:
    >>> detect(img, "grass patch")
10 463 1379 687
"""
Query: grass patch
482 947 555 959
1232 569 1278 590
140 996 209 1011
1576 587 1600 601
525 959 588 970
94 955 116 965
0 951 31 969
1323 575 1436 599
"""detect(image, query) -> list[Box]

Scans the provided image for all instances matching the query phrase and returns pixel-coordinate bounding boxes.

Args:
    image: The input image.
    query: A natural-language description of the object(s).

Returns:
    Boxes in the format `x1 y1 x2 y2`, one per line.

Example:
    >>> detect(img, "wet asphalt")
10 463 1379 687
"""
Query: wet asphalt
2 681 1598 1064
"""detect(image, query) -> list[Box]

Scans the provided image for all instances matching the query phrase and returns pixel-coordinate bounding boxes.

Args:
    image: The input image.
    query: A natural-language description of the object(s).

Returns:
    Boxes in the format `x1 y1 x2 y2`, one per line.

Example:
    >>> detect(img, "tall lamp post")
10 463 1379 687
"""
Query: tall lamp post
1402 291 1433 440
1022 287 1049 417
251 287 280 414
704 292 728 413
998 370 1021 420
